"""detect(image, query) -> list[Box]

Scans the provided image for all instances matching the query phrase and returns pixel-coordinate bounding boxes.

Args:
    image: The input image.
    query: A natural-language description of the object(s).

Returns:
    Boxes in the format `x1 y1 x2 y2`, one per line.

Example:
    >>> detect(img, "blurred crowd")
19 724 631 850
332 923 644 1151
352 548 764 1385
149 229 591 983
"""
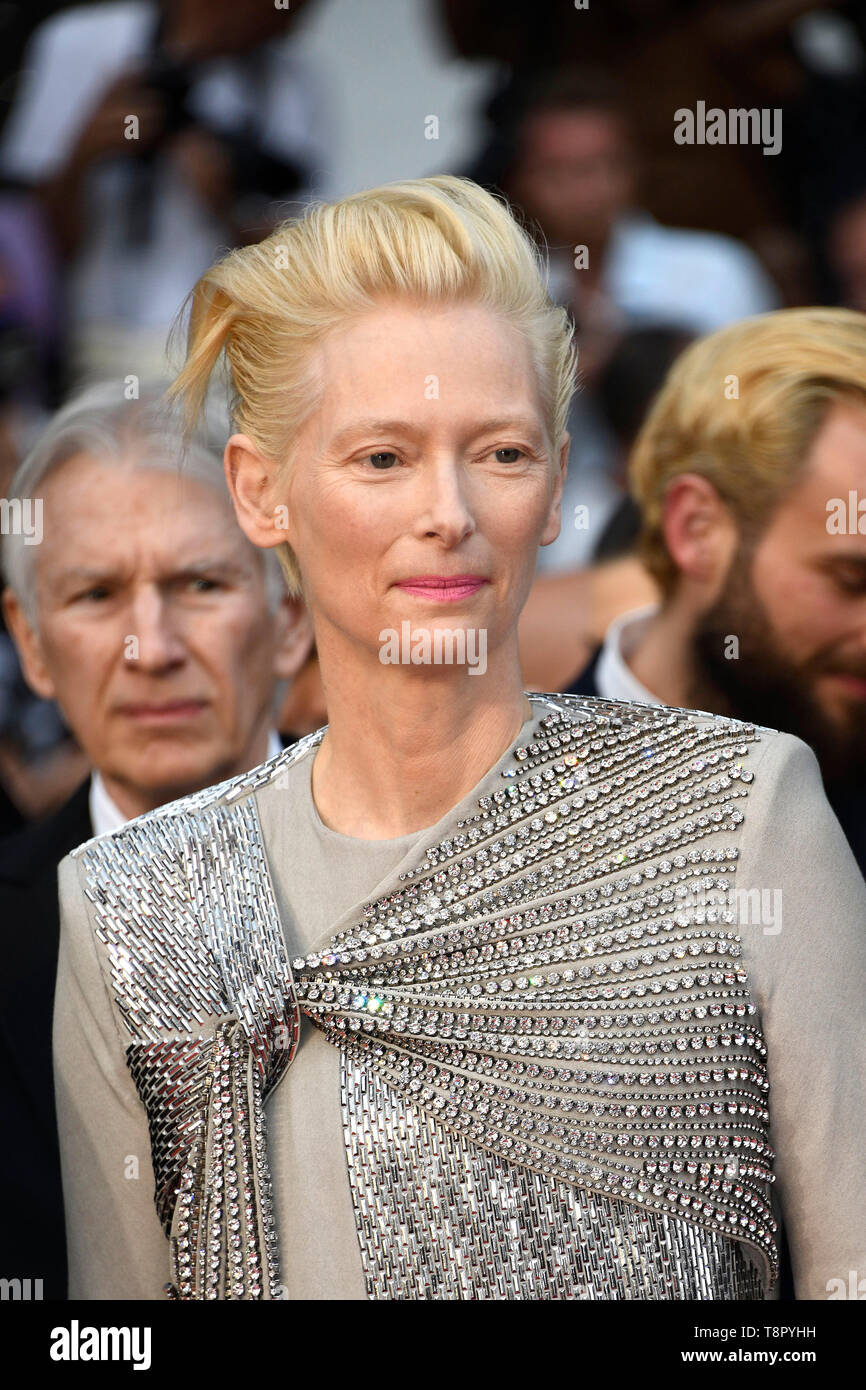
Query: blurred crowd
0 1 864 847
3 0 866 1300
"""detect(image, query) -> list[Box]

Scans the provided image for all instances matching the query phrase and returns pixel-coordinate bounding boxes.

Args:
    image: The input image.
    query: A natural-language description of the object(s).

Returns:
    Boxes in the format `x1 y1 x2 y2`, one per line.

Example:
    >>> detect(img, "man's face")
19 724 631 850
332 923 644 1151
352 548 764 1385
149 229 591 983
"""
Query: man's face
691 400 866 787
508 108 634 248
9 453 291 803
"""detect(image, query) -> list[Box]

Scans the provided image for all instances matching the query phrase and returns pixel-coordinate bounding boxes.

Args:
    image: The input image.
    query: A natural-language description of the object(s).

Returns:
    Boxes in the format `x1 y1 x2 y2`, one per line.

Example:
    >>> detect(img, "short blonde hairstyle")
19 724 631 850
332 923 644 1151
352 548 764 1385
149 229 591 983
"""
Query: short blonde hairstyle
629 306 866 596
166 175 577 597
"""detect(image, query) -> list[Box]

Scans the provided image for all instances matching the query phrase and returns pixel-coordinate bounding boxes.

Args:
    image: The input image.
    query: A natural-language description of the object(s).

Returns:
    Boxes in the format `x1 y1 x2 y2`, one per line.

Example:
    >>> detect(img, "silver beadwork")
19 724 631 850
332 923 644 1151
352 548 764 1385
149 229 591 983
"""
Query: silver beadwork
72 693 778 1298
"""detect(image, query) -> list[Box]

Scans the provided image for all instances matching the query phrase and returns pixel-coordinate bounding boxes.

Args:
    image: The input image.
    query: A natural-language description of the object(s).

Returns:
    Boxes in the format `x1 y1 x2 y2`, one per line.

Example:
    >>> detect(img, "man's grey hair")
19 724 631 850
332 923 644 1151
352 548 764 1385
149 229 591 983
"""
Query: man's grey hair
1 380 288 631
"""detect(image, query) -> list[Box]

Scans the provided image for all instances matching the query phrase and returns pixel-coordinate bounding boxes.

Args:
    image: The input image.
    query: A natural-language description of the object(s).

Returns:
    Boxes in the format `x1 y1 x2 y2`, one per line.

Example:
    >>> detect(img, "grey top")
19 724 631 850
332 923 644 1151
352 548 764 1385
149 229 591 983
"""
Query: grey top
54 705 866 1300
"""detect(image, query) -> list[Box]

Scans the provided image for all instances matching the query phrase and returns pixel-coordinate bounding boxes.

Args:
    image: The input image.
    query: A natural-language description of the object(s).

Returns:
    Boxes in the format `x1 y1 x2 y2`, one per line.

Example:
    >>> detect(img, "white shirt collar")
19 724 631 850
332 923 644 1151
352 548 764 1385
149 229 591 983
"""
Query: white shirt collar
88 728 284 838
595 603 662 706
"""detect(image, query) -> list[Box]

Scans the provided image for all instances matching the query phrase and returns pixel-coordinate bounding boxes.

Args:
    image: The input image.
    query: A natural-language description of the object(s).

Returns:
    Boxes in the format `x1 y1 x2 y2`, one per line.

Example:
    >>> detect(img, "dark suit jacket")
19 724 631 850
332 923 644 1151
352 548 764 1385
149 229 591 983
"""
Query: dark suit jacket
565 647 602 699
0 777 91 1300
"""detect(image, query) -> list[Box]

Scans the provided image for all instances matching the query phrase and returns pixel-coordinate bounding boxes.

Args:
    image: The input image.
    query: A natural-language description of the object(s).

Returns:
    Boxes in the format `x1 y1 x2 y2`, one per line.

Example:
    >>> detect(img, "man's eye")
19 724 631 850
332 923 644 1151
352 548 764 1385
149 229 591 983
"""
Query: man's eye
494 448 524 463
364 452 399 470
189 578 220 592
79 587 110 601
833 568 866 593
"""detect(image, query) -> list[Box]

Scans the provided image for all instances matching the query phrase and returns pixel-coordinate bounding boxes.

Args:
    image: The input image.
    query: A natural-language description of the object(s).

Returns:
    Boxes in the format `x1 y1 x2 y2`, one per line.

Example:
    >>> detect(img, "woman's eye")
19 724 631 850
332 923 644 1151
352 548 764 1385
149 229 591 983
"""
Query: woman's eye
365 452 399 470
494 447 524 463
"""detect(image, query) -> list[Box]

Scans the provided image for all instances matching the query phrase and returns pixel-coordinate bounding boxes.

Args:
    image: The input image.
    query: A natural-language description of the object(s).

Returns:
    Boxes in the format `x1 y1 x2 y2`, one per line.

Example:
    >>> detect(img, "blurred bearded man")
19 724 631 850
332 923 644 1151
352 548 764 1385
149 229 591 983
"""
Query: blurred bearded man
566 307 866 881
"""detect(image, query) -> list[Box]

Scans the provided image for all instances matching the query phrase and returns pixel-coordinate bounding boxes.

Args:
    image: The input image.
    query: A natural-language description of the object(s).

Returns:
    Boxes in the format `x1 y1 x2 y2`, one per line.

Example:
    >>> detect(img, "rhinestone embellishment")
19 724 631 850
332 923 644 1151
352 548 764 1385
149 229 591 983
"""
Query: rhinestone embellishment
72 693 778 1299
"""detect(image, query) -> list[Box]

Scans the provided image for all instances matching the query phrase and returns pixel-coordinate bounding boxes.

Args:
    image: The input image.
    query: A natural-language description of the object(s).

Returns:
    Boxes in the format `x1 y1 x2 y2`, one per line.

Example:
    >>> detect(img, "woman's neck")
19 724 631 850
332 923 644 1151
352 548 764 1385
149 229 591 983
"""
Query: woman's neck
310 656 532 839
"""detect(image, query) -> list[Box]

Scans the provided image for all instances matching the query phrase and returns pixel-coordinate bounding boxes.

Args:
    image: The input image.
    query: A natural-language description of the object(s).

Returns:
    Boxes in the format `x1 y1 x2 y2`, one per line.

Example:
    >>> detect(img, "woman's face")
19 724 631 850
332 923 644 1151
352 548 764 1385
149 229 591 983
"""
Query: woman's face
234 298 567 676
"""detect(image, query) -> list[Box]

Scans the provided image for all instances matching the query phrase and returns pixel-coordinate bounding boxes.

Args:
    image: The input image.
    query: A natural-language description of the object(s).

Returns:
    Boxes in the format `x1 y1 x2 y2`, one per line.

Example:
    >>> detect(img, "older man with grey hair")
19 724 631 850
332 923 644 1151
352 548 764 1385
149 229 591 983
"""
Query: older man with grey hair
0 380 312 1300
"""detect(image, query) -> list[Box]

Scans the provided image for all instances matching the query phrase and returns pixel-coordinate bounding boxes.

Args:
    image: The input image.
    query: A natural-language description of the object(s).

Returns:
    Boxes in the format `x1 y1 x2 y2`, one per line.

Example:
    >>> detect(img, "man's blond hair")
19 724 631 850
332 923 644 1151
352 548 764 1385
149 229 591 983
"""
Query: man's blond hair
629 307 866 595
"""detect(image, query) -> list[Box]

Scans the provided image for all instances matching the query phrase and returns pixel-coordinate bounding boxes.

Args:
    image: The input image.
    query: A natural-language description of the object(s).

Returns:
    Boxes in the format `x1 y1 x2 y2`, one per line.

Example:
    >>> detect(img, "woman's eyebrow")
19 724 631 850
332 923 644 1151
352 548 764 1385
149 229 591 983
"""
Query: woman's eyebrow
327 419 418 450
470 416 547 443
328 416 546 450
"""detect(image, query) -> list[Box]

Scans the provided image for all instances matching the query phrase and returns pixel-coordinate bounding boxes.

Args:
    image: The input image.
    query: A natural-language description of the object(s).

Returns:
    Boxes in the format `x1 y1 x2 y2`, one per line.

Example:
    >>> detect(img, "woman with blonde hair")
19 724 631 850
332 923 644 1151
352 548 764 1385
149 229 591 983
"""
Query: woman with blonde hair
55 175 866 1300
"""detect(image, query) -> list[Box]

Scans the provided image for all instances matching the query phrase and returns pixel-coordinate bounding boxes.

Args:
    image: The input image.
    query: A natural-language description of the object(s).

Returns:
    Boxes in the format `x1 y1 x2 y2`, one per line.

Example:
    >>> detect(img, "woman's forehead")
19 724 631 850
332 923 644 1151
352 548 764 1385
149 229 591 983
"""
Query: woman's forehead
309 306 540 401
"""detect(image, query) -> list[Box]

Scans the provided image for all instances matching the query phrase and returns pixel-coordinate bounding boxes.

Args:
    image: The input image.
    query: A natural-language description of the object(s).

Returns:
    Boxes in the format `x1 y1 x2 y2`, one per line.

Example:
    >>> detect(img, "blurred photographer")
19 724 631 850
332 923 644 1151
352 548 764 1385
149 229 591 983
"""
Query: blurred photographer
0 0 328 385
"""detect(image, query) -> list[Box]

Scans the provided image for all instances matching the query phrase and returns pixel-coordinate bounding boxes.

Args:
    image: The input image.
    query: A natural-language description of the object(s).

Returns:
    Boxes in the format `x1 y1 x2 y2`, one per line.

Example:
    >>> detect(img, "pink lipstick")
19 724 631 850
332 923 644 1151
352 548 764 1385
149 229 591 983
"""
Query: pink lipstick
394 575 488 602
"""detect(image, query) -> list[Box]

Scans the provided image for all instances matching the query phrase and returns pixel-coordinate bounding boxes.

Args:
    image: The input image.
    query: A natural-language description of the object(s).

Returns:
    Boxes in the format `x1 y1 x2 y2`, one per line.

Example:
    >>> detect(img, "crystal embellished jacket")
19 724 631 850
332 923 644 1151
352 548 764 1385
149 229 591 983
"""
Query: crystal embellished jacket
55 692 866 1300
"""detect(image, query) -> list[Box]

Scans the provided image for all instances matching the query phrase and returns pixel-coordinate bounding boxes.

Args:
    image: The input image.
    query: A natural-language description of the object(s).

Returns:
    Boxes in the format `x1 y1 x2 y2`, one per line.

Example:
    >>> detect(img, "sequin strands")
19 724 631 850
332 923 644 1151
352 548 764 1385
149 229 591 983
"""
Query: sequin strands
70 693 779 1299
74 795 299 1299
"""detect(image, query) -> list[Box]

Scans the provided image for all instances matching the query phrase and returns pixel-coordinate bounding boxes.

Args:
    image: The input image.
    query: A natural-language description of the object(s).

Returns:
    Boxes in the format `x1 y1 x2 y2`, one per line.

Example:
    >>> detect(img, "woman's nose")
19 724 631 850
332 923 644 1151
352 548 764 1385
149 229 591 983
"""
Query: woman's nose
414 460 476 545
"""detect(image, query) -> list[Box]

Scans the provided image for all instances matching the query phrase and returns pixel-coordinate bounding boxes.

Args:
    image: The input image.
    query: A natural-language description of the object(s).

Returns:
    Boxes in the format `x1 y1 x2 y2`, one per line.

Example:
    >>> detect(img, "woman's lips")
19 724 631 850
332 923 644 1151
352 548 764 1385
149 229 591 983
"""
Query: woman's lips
394 576 488 602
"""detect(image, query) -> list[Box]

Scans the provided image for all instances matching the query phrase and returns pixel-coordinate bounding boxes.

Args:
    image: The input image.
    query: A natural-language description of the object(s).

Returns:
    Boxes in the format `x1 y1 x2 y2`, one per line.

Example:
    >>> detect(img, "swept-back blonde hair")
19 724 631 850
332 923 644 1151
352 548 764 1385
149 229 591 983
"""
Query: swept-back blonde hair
166 175 577 597
629 306 866 596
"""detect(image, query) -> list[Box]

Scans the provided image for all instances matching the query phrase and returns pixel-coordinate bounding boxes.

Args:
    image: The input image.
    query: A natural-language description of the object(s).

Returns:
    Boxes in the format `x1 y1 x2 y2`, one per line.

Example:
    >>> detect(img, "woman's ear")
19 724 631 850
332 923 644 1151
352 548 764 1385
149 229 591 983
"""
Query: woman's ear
272 595 315 681
224 434 289 550
539 432 569 547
